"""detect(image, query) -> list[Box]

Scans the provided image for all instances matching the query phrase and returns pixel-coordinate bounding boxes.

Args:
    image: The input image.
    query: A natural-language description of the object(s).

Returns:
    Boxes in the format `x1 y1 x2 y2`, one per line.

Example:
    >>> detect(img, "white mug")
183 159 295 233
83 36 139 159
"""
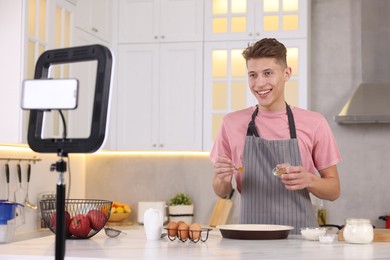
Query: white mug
143 208 163 240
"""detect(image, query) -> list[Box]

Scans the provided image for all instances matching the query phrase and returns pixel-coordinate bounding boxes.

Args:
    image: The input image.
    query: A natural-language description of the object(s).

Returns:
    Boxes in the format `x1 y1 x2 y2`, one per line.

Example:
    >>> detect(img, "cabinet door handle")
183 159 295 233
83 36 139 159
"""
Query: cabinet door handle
159 144 164 148
91 27 98 33
153 144 157 147
249 33 253 37
161 35 165 39
256 32 260 36
154 36 158 39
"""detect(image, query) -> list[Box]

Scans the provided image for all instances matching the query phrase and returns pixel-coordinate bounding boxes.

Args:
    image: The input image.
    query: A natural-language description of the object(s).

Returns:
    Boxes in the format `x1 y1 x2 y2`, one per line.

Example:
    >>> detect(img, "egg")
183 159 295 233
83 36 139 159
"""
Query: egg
166 221 179 237
177 223 189 240
189 223 202 240
176 220 185 227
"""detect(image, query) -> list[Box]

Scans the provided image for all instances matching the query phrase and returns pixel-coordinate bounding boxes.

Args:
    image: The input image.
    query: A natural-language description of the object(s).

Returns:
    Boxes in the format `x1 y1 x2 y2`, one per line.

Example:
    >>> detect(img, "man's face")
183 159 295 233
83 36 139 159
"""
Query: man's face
247 57 291 111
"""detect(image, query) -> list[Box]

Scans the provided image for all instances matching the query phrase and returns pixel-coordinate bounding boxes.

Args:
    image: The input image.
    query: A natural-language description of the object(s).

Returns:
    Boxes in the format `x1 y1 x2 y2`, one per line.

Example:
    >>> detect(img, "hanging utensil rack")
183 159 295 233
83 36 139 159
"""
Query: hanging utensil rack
0 157 41 163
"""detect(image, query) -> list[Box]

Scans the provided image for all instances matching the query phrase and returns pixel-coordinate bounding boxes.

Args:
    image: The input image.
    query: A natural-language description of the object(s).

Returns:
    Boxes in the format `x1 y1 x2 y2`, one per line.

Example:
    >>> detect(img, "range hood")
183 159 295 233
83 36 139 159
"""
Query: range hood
334 83 390 124
334 0 390 124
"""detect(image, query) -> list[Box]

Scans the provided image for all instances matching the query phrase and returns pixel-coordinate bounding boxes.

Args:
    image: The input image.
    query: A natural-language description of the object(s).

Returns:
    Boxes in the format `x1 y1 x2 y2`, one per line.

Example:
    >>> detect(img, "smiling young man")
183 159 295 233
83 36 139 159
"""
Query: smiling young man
210 38 342 233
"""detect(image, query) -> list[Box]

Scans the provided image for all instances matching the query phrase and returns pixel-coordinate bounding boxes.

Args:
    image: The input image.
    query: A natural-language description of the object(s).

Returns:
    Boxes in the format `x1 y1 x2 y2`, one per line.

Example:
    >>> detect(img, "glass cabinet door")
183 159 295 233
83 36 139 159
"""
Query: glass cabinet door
205 0 308 41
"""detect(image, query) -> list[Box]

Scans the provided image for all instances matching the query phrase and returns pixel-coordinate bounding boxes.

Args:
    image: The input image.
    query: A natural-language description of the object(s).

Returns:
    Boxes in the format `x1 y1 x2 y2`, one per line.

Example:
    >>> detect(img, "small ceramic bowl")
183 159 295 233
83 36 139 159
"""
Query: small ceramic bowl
319 233 337 243
300 227 326 241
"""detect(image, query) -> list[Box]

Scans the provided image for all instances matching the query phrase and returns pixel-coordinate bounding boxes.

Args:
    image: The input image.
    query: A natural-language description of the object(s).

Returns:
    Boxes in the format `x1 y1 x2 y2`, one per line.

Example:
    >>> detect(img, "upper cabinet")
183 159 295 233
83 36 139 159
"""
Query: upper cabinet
0 1 24 143
114 43 203 151
204 0 308 41
118 0 204 43
74 0 112 43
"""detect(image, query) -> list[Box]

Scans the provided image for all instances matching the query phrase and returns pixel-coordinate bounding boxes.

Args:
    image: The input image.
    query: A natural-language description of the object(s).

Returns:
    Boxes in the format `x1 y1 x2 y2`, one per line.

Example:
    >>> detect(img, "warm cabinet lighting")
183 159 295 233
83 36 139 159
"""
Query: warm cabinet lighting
264 0 279 12
213 0 228 14
213 17 228 33
231 49 246 77
283 15 299 30
283 0 299 11
231 0 247 13
264 16 279 31
287 47 299 75
213 82 228 110
212 50 228 78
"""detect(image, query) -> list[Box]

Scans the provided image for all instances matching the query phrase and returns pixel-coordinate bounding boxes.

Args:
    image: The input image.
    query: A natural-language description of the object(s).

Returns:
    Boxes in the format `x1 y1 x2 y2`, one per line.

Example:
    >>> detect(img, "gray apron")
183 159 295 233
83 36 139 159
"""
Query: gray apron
239 103 317 234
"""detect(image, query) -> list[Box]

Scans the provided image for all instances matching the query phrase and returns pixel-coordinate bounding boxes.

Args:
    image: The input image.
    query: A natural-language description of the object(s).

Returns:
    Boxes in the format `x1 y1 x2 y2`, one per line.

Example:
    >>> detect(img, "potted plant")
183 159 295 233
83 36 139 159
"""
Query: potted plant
168 193 194 224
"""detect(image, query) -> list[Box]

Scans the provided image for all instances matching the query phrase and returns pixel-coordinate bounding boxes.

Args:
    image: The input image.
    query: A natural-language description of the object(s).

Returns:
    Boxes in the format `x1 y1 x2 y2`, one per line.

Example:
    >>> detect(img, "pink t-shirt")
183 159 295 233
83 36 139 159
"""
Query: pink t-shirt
210 106 342 192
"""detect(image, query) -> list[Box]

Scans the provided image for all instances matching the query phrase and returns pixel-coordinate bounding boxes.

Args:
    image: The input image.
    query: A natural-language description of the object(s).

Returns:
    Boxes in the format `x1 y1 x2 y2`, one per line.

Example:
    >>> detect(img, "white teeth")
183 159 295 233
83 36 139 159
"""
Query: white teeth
258 89 271 95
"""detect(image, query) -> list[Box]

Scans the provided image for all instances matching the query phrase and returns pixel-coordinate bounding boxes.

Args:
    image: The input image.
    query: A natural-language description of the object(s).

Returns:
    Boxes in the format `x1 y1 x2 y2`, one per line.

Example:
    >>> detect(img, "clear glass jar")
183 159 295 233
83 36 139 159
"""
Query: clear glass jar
343 218 374 244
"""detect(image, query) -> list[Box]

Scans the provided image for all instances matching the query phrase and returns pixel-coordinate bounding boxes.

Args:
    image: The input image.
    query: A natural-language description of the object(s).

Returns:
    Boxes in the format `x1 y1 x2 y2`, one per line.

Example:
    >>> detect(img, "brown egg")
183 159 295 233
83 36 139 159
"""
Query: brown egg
189 223 202 240
177 223 189 240
166 221 179 237
176 220 185 227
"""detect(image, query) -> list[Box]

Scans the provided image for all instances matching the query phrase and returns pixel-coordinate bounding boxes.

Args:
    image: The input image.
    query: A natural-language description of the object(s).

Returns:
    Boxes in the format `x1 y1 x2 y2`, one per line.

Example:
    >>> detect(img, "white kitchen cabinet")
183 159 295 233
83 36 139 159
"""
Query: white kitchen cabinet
204 0 308 41
0 1 24 143
114 42 203 150
118 0 204 43
74 0 112 43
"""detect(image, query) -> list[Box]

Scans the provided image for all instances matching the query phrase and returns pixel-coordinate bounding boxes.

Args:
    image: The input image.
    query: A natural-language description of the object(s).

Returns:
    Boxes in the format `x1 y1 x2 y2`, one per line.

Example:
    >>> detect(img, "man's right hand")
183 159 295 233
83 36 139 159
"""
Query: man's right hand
212 156 234 197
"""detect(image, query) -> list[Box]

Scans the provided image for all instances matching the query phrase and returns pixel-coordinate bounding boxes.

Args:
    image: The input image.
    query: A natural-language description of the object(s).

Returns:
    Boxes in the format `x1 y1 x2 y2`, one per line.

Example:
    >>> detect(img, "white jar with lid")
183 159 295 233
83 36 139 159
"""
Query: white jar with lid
343 218 374 244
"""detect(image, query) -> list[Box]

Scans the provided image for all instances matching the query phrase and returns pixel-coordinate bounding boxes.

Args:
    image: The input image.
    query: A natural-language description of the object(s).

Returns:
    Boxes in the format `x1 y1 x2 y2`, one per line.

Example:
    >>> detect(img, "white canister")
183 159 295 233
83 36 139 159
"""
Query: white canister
343 218 374 244
143 208 163 240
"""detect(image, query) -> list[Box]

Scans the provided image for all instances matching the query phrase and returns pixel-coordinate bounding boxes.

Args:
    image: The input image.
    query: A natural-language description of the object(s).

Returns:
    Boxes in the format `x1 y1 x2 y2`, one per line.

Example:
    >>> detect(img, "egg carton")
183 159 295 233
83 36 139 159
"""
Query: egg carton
165 228 212 243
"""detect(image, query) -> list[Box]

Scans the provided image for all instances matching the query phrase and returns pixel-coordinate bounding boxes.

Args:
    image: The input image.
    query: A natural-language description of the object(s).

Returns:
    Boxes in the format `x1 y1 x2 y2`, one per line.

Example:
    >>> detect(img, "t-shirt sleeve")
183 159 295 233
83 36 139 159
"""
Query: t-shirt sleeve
312 116 342 171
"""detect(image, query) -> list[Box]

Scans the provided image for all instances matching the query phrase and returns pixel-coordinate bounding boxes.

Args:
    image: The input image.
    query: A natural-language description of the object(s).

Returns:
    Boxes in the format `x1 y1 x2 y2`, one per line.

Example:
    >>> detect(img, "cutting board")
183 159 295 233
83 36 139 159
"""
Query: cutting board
338 229 390 242
209 189 234 227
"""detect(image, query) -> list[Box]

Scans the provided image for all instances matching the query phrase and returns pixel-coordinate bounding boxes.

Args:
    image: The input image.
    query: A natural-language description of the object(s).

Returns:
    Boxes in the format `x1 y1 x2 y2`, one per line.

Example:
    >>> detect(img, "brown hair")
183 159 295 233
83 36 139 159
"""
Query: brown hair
242 38 287 67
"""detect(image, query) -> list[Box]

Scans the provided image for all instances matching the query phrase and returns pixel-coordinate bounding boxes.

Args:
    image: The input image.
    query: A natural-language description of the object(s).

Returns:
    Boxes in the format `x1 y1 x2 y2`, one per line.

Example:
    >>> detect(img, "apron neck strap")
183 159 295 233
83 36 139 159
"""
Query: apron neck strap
246 103 297 139
286 103 297 139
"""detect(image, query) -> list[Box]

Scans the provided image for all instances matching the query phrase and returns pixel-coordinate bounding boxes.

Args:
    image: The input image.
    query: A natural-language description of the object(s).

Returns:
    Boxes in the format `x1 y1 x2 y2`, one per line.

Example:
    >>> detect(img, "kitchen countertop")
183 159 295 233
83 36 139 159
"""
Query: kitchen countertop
1 225 390 260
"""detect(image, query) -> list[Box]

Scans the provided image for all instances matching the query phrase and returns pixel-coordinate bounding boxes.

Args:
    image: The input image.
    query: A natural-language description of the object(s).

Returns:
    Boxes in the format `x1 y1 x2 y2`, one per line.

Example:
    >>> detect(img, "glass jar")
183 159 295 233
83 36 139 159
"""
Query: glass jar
343 218 374 244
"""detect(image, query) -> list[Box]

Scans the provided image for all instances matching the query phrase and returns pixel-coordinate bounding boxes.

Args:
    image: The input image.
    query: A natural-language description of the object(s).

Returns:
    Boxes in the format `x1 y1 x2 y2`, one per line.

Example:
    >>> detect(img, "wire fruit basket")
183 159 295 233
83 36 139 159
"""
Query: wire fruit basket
40 199 112 239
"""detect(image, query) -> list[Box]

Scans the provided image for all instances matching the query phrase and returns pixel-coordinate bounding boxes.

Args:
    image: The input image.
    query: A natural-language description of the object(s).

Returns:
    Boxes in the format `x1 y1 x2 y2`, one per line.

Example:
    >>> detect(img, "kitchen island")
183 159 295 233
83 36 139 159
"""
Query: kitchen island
0 225 389 259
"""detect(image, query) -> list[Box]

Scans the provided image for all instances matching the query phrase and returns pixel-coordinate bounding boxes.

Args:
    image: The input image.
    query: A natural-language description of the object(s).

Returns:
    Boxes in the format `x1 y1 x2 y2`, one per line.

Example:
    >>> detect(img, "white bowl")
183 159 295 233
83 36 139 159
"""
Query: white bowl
319 234 337 243
300 227 326 240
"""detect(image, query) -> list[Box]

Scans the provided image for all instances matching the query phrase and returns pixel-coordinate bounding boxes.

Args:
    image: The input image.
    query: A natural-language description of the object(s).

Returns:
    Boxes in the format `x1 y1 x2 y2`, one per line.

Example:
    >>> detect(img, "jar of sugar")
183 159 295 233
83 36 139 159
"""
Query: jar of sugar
343 218 373 244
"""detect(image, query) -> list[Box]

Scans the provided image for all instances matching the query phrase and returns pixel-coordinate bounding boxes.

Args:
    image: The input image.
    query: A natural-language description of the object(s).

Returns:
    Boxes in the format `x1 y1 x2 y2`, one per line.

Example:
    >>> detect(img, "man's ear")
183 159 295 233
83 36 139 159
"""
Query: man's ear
284 66 292 81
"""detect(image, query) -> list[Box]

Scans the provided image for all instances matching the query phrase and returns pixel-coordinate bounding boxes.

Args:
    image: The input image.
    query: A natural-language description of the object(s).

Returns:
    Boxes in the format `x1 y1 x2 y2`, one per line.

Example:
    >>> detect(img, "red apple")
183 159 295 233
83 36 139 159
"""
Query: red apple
87 209 107 230
69 214 91 238
50 211 71 234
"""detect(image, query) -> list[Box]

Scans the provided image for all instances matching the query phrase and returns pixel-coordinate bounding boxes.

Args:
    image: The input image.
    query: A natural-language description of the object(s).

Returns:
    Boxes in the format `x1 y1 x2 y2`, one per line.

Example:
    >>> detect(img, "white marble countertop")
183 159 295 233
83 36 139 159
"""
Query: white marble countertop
1 225 390 260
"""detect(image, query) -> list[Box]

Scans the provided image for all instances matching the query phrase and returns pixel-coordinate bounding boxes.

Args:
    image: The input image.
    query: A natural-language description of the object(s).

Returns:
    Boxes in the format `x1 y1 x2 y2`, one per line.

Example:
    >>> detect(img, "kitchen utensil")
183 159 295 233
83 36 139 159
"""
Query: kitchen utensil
24 164 37 210
40 199 112 239
14 164 26 205
209 189 235 227
5 164 10 201
217 224 294 240
104 226 126 238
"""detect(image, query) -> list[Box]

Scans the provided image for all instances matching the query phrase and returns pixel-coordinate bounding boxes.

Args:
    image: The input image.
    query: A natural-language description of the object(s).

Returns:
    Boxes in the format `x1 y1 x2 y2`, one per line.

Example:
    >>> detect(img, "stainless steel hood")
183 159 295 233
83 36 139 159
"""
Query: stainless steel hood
334 83 390 124
334 0 390 124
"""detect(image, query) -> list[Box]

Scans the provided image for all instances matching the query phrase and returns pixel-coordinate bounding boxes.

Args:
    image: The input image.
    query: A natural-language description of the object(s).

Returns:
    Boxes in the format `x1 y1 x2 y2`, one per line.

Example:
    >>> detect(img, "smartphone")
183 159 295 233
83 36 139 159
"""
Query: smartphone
21 79 79 110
